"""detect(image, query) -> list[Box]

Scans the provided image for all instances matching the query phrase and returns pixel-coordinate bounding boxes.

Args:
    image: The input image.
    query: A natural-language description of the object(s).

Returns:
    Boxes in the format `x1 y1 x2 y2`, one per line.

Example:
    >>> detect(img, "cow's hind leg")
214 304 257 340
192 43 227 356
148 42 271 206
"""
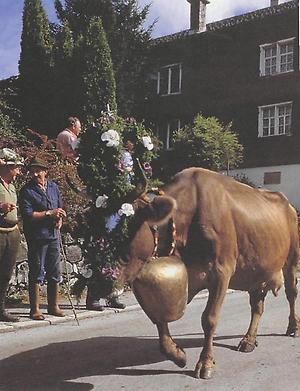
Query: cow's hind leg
238 289 267 353
283 259 300 337
157 322 186 368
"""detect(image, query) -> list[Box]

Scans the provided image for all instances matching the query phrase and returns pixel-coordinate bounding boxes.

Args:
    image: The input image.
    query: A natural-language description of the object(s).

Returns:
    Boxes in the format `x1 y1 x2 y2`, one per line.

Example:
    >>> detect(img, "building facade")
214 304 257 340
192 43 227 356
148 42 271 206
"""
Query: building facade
143 0 300 208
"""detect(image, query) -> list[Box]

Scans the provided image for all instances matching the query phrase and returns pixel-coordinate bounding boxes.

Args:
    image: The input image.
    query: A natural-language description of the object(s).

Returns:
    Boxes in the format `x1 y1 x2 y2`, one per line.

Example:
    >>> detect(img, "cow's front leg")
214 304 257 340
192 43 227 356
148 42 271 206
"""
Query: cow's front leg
238 289 267 353
157 322 186 368
195 274 230 380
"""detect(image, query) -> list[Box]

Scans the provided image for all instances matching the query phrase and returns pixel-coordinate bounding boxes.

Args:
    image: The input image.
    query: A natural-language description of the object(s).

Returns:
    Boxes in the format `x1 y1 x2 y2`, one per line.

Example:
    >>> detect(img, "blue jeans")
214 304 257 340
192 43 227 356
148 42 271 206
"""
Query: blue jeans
27 238 62 284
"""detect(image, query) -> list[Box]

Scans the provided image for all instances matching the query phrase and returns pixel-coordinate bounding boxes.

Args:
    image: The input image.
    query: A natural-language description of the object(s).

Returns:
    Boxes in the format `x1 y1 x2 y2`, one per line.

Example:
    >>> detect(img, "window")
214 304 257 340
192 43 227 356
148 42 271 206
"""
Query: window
264 172 281 185
258 102 292 137
157 119 181 149
259 38 295 76
157 63 182 95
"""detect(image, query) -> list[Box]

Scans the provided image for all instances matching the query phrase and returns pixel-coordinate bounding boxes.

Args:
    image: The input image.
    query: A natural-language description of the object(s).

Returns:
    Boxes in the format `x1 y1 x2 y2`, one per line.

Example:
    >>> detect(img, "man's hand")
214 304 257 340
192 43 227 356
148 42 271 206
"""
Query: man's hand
0 203 16 214
48 208 67 219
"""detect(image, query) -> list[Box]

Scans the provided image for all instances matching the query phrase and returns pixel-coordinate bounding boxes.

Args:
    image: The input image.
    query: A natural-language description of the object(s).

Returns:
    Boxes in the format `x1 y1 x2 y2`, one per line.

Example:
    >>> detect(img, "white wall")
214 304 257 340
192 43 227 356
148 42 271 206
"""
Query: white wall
227 164 300 210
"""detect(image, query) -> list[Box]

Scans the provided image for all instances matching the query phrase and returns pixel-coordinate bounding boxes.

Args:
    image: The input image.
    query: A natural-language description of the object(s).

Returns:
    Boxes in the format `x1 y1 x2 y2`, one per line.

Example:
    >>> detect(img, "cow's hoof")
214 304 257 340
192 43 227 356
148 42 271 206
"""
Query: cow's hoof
237 338 258 353
174 354 187 368
286 326 300 337
286 318 300 337
194 364 214 379
163 346 186 368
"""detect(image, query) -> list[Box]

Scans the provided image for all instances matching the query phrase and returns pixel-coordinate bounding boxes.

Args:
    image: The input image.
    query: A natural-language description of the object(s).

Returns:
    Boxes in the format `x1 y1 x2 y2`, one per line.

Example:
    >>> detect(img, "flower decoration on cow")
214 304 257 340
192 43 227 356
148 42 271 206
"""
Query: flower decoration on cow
71 109 159 297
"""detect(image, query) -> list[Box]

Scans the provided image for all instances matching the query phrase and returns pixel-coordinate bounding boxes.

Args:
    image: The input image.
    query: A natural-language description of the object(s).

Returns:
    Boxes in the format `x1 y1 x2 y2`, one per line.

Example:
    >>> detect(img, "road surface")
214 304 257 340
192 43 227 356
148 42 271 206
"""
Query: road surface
0 289 300 390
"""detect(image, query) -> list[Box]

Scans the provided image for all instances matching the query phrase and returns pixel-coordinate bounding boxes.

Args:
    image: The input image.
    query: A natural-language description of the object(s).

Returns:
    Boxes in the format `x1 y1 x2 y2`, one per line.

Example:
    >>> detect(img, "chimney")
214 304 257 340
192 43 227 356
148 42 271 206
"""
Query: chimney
270 0 279 6
187 0 210 32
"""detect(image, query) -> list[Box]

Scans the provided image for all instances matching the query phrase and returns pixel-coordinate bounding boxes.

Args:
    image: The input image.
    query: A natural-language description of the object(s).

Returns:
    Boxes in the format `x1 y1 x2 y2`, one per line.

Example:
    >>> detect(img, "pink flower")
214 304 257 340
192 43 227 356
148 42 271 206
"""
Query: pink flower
143 162 152 173
95 237 109 250
101 266 120 280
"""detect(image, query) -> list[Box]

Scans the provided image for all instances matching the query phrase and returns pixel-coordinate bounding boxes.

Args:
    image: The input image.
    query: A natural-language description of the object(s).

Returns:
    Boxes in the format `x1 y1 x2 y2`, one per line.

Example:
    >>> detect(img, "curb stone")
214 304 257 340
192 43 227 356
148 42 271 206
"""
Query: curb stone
0 289 236 334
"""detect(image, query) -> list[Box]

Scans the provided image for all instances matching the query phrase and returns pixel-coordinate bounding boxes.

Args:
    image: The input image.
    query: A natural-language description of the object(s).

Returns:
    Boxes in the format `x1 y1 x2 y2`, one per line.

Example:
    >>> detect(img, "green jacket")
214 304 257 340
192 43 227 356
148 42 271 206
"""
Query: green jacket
0 180 18 227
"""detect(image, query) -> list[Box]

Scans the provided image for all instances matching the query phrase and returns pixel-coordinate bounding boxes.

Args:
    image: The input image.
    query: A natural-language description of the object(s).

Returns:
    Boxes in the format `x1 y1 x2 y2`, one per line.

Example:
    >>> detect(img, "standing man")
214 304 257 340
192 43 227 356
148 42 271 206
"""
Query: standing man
56 116 81 161
0 148 24 322
19 157 66 320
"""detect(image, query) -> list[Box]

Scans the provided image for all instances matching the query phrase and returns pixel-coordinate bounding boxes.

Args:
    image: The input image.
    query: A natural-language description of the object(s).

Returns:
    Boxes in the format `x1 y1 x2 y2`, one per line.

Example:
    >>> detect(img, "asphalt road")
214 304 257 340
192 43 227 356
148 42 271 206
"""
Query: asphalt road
1 289 300 391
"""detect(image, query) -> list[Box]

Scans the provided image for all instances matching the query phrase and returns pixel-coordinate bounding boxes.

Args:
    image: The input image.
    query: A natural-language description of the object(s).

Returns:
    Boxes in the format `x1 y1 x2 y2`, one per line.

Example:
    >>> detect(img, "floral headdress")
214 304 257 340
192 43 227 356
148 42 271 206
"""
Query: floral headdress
71 111 159 296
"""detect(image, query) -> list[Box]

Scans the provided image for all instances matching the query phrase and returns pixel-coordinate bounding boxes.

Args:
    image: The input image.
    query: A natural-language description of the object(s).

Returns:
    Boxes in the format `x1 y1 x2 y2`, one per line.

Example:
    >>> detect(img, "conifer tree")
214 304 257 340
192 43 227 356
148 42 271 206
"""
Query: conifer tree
54 0 153 116
109 0 153 116
52 22 77 129
19 0 54 134
54 0 115 38
80 17 117 123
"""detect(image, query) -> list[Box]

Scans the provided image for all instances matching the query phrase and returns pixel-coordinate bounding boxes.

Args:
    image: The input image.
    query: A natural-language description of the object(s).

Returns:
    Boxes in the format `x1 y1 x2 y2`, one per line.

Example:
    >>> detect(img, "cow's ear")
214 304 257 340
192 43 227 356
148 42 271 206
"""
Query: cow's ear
144 196 176 226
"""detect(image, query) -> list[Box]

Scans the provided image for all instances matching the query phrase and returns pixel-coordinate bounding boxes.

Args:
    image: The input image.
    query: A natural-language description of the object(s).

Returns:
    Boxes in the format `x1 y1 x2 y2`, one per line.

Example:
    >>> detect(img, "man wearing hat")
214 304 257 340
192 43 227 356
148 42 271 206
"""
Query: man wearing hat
0 148 24 322
19 156 66 320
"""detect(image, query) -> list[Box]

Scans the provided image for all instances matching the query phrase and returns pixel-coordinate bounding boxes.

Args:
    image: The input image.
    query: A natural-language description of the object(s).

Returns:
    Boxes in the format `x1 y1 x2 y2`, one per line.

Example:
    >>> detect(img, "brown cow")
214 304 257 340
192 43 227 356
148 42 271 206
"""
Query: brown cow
117 167 300 379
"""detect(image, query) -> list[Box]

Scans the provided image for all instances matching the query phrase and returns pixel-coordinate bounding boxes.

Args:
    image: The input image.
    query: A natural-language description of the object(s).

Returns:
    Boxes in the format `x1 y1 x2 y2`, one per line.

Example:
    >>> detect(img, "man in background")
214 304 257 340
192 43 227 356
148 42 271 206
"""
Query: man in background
57 117 81 162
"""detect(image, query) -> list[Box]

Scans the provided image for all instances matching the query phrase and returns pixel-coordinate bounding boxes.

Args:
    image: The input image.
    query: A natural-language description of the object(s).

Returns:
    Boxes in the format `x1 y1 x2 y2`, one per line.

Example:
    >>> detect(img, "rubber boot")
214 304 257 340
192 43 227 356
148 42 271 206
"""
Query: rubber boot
47 282 65 317
106 296 126 309
86 286 104 311
29 283 45 320
0 279 19 322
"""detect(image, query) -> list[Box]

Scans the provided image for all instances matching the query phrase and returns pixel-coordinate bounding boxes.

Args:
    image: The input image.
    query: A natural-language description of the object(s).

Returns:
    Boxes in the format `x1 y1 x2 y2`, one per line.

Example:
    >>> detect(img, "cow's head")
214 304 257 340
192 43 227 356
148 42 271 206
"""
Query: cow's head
116 194 177 285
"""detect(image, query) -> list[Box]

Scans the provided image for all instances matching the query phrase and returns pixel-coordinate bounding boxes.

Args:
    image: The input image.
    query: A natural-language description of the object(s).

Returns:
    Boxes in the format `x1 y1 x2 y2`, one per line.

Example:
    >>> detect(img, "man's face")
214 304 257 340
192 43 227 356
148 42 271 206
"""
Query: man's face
125 140 134 152
72 120 81 136
30 166 47 185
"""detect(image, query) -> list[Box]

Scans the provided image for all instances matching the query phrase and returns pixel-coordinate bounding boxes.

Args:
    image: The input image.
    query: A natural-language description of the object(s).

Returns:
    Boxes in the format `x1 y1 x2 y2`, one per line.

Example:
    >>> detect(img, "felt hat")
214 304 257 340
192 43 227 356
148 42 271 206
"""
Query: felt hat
28 156 49 170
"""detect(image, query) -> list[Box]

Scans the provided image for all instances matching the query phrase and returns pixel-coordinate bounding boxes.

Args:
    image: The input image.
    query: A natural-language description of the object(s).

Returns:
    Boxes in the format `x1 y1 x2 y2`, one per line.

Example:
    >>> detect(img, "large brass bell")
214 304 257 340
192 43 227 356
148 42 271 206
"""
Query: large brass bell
132 256 188 324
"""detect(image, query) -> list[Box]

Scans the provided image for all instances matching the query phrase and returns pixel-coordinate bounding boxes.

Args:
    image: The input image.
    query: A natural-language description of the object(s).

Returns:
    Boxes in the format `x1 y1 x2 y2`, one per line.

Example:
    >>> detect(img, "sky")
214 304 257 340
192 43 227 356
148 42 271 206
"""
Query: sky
0 0 291 80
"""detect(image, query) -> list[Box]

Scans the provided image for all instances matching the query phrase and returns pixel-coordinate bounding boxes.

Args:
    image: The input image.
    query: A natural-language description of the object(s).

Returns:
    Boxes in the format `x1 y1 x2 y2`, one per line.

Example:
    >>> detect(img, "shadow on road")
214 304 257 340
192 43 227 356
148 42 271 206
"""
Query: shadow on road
0 335 186 390
0 331 287 390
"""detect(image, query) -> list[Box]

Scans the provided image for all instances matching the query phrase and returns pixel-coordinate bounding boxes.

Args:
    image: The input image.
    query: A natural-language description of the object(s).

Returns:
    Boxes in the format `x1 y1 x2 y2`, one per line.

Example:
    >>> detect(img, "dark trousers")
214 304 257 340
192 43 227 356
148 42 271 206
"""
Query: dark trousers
0 229 21 310
27 238 62 284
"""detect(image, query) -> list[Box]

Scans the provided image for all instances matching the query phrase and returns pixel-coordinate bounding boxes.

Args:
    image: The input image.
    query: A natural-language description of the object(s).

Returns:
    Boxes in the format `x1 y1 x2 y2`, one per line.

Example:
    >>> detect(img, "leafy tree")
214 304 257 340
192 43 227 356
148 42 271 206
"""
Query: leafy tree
19 0 54 134
170 114 243 175
219 124 244 174
80 17 117 123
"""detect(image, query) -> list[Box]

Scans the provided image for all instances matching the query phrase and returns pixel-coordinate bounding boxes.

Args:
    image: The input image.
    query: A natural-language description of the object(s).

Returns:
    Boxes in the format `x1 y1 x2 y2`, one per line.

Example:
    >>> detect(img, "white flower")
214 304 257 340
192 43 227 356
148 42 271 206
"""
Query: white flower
81 266 93 279
95 194 108 208
142 136 154 151
101 129 120 147
118 203 135 217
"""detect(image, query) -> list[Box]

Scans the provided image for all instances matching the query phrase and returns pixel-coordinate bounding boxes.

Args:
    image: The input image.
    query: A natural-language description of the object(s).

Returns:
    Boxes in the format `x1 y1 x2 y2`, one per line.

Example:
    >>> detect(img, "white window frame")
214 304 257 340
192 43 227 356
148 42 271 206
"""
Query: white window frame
259 38 295 76
157 63 182 96
166 119 181 150
258 101 292 138
156 119 181 150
